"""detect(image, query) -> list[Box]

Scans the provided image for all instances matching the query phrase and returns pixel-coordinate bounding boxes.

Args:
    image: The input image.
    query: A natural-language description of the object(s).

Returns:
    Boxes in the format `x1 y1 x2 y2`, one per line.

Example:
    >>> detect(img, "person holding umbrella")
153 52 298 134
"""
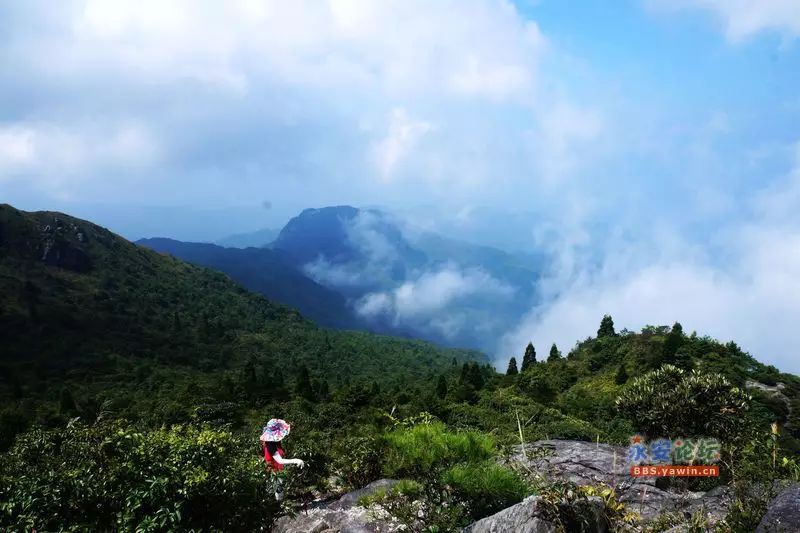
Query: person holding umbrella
260 418 305 501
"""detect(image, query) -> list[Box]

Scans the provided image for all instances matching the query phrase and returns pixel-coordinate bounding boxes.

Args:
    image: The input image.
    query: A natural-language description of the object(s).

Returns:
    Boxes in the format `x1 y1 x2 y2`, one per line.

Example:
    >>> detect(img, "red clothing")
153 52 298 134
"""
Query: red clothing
263 442 284 471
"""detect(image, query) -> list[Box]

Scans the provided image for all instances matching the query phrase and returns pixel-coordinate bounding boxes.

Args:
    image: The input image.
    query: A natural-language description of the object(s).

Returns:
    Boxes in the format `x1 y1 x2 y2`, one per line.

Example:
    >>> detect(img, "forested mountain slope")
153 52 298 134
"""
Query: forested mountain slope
137 237 360 329
505 319 800 453
0 204 482 445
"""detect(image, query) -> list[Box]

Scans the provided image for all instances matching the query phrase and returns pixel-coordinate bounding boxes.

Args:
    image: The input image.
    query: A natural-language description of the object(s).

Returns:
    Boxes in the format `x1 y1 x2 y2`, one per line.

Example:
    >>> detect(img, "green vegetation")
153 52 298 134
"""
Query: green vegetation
383 421 495 478
548 343 561 362
0 422 278 531
441 462 529 517
521 341 537 371
0 204 480 448
598 314 616 337
506 356 518 375
616 364 751 440
2 204 800 530
362 420 529 529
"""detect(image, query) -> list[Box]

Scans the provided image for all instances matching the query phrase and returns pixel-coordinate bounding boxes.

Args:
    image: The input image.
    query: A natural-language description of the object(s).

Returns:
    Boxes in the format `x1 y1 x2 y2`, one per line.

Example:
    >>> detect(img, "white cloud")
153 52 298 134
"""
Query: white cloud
529 101 604 184
0 127 37 170
3 0 603 205
47 0 547 100
648 0 800 41
355 292 393 316
393 265 513 317
500 141 800 373
301 210 403 287
303 257 365 288
501 235 800 373
0 121 160 193
372 108 433 182
356 263 513 339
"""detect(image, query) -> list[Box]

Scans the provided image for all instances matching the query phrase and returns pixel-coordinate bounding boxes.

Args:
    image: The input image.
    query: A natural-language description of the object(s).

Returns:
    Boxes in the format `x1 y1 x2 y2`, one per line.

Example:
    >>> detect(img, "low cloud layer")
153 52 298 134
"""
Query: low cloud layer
302 210 405 289
356 264 513 340
501 143 800 373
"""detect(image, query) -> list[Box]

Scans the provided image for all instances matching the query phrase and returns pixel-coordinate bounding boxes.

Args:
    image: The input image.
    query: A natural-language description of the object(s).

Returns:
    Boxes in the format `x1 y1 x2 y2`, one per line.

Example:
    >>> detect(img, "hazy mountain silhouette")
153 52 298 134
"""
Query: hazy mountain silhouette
137 238 359 329
215 228 278 248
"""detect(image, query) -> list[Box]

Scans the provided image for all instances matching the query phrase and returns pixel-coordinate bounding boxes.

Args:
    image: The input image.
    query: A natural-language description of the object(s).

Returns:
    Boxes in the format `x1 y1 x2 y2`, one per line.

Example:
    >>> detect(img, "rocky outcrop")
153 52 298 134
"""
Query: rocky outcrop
38 217 92 272
745 380 786 393
508 440 731 523
463 494 607 533
756 483 800 532
272 479 403 533
0 206 94 272
328 479 399 511
40 238 92 272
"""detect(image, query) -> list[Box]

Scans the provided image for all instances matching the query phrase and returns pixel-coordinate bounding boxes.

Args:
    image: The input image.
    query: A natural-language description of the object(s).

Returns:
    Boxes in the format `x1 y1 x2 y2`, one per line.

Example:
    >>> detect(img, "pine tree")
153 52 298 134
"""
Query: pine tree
199 313 211 340
270 368 289 399
615 364 629 384
598 314 616 338
59 387 77 415
461 362 484 390
470 363 484 390
663 322 684 363
674 346 694 370
436 374 448 398
548 343 561 362
521 342 536 371
295 365 315 402
240 357 258 399
316 379 330 400
506 357 519 375
370 381 381 398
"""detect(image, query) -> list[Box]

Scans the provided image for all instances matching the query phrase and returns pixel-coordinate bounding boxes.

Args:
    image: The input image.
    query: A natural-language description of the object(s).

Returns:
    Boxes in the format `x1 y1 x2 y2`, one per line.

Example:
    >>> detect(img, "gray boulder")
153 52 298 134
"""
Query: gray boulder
273 479 403 533
329 479 400 510
463 494 607 533
756 483 800 532
509 440 731 523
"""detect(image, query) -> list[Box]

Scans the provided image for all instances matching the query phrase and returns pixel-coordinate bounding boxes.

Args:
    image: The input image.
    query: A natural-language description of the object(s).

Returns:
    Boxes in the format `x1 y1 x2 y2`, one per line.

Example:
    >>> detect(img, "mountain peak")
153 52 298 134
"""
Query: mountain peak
297 205 362 219
0 204 110 273
272 205 368 264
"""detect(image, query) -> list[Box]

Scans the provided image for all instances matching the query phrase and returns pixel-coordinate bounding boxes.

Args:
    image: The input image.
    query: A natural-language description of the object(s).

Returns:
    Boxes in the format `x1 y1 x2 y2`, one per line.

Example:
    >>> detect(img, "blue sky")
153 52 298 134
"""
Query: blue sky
1 1 800 372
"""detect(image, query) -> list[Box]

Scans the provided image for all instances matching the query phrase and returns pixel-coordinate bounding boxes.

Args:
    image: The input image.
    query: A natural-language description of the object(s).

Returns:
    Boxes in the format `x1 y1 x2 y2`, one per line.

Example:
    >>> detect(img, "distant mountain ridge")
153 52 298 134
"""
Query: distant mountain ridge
268 205 543 353
271 206 427 288
215 227 278 248
136 238 359 329
135 205 545 355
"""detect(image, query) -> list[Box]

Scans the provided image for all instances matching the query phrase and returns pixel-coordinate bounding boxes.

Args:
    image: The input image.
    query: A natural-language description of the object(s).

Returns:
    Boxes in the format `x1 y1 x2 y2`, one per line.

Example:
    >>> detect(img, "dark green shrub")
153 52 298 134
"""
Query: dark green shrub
333 434 385 490
382 422 494 479
541 417 599 441
441 462 529 517
0 422 279 531
616 365 751 440
359 479 469 531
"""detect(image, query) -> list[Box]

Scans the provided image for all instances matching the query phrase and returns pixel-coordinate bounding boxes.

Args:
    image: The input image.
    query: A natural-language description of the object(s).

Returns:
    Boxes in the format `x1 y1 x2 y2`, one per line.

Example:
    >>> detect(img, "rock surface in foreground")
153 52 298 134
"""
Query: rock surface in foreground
509 440 731 523
463 494 607 533
756 483 800 532
272 479 402 533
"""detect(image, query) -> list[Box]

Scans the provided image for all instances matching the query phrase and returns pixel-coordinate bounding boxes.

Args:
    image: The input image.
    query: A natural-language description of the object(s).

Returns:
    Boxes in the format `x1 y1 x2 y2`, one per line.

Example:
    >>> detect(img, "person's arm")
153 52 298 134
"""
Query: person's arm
272 450 304 468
